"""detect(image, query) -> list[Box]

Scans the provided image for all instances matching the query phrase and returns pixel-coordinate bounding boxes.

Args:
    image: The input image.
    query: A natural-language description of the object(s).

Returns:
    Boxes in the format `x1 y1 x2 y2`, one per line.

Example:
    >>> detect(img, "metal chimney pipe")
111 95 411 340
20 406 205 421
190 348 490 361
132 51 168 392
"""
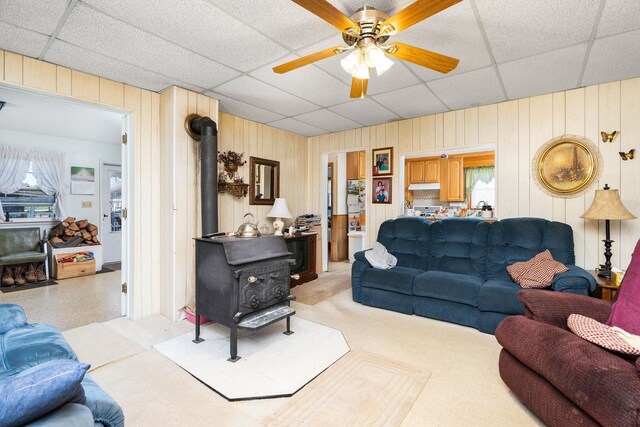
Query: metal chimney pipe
185 114 218 237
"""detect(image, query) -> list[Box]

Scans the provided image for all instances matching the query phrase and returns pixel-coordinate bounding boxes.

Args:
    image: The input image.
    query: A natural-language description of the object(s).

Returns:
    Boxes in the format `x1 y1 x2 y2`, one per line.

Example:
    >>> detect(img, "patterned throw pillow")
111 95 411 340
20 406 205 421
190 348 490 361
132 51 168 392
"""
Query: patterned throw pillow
506 250 569 288
568 314 640 356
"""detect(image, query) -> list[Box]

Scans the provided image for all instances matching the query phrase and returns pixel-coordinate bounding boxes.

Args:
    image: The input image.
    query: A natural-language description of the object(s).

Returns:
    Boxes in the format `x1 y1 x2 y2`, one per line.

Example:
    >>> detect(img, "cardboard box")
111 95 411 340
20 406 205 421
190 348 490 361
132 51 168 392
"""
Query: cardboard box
53 254 96 280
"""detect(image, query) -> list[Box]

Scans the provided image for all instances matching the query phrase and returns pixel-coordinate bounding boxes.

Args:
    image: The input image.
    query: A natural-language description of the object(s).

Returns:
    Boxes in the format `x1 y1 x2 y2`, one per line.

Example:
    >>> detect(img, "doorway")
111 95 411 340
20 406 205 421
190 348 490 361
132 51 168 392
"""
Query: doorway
101 163 122 264
327 162 333 259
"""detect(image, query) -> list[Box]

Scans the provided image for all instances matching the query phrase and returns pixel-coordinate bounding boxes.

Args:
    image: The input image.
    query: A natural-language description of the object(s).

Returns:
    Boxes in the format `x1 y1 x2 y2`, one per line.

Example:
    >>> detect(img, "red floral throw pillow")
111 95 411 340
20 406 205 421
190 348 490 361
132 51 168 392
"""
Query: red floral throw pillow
506 250 568 289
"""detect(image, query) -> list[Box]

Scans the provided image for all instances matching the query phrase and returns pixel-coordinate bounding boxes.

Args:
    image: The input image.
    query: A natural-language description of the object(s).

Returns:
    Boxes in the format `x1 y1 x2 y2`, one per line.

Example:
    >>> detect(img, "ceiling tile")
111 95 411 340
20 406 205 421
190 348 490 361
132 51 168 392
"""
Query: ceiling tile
372 84 447 118
394 0 491 81
0 0 68 34
427 66 505 111
0 21 50 58
44 40 199 93
476 0 600 63
583 29 640 87
293 109 361 132
499 43 588 100
209 0 336 51
597 0 640 38
266 118 326 137
214 76 318 116
83 0 288 72
250 55 351 107
207 92 285 124
329 98 399 126
58 4 239 89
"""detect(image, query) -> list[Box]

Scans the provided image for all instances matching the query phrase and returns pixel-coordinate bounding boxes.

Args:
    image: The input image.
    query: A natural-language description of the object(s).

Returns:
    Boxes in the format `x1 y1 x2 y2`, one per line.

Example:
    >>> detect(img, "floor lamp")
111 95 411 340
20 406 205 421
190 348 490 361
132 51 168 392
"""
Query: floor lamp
581 184 636 278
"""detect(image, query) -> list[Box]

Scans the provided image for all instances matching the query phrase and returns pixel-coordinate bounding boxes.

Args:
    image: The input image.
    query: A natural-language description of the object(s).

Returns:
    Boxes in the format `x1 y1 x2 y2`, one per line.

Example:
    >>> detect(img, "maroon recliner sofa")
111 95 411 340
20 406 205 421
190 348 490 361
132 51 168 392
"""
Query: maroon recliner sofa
495 290 640 426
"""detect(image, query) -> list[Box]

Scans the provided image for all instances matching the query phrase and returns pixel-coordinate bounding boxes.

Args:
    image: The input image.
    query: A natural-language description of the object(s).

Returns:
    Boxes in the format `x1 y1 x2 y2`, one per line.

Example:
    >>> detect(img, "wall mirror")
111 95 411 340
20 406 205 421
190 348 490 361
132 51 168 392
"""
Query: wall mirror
249 156 280 205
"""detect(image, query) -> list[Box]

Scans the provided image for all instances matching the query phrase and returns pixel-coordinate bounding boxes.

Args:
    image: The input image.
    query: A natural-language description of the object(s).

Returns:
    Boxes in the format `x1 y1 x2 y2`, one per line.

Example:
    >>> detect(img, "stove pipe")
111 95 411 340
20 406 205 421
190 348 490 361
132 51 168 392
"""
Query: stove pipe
185 114 218 237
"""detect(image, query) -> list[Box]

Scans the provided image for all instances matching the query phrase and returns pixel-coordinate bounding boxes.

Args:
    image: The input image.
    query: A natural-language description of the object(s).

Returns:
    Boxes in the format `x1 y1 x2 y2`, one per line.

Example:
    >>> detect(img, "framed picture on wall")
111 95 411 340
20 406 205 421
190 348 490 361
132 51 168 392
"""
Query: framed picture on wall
372 177 392 204
372 146 393 176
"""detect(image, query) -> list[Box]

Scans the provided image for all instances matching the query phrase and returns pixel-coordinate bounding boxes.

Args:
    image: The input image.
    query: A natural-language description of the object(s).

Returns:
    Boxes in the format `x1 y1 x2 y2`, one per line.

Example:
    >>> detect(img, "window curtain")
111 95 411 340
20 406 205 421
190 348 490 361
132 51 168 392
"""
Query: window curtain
0 146 31 221
31 150 68 220
464 166 495 198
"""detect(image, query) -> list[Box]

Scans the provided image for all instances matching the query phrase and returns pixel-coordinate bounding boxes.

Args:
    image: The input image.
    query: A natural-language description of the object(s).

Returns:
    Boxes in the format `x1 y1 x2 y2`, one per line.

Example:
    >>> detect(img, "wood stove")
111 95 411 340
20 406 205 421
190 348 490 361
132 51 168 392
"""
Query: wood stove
193 235 296 362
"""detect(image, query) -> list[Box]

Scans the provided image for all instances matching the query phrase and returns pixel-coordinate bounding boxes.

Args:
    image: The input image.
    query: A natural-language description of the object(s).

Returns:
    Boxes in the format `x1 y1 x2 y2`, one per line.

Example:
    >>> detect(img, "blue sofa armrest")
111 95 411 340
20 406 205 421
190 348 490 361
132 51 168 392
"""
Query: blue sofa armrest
27 403 94 427
82 375 124 427
0 303 28 334
353 249 371 267
551 265 596 294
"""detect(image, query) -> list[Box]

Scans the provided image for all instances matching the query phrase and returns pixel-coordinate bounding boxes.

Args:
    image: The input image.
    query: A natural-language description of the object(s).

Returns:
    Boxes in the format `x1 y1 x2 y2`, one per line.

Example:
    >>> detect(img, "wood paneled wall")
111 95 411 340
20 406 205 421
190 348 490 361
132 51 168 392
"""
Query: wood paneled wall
159 87 218 320
309 77 640 270
217 112 308 235
0 49 163 319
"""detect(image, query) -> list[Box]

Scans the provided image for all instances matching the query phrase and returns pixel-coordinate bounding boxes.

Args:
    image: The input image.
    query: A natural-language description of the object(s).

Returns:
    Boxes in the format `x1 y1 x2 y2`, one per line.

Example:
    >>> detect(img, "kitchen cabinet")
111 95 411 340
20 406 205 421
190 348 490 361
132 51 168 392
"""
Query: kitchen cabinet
408 158 439 184
347 151 366 180
439 156 464 201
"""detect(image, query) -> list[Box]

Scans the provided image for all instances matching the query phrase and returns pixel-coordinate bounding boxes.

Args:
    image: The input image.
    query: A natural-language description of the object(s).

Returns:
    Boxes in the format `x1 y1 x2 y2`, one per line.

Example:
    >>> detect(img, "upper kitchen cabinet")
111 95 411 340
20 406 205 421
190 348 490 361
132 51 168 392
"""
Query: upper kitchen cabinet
440 156 464 202
408 158 440 184
347 150 366 180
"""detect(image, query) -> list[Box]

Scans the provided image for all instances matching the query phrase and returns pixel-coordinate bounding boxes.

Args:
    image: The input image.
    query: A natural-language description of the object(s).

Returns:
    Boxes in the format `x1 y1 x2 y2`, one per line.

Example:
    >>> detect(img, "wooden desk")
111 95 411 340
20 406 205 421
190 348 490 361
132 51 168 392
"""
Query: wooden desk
588 270 619 302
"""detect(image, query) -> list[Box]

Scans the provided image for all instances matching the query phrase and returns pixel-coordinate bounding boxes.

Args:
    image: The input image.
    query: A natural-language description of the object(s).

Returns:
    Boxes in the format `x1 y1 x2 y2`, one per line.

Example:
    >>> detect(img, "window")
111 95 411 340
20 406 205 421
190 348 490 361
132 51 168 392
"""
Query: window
470 177 496 208
0 162 56 220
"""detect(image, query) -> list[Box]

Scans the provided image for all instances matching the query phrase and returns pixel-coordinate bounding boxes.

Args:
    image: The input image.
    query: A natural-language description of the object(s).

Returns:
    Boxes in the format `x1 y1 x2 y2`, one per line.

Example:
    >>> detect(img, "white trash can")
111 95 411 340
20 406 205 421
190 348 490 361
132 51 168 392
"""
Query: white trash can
347 231 366 263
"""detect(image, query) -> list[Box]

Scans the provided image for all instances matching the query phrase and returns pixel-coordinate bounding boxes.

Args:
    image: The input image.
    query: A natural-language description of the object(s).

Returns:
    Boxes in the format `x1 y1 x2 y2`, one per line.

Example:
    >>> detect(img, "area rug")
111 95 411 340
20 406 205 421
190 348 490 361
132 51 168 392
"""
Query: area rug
0 279 57 293
154 317 350 400
62 323 146 371
266 351 431 427
292 274 351 305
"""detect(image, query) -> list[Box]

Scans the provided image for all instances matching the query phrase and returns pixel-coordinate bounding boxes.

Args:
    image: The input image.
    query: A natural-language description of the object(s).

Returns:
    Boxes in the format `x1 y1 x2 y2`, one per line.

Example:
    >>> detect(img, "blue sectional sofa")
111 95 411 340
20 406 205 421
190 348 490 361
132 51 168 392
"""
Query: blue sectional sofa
352 217 596 334
0 303 124 426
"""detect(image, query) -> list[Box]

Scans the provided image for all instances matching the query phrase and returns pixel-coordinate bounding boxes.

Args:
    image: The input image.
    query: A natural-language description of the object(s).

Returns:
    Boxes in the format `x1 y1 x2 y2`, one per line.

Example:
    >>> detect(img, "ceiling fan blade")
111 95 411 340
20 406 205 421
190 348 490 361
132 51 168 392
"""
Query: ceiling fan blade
387 42 459 73
380 0 461 35
350 78 368 99
273 46 345 74
292 0 359 35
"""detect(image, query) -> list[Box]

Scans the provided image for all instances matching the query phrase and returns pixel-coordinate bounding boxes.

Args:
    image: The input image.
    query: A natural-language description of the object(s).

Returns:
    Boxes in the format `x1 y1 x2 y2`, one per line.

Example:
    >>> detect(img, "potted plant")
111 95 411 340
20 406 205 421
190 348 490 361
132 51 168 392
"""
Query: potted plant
218 150 246 180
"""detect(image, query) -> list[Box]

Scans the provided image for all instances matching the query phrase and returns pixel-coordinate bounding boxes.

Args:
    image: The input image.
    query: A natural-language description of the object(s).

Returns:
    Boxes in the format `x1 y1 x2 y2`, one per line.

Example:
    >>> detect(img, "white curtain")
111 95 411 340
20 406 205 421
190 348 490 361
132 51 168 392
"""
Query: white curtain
32 150 68 220
0 146 30 221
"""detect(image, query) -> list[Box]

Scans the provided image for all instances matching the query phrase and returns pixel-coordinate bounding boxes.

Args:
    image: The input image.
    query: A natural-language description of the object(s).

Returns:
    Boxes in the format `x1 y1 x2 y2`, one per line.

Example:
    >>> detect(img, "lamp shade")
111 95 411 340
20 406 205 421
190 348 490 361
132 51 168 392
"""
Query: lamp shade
581 188 637 220
266 198 292 219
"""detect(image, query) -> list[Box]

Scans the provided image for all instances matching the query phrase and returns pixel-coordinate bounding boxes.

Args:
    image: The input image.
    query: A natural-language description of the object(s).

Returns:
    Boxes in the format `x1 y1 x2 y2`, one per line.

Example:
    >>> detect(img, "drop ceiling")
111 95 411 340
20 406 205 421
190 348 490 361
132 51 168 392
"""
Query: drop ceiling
1 0 639 137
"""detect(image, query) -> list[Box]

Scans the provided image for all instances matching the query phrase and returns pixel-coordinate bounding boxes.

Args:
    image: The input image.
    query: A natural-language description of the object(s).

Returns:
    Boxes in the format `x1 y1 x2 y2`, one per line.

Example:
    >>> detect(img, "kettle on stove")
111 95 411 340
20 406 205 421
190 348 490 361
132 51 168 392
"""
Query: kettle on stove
235 213 261 238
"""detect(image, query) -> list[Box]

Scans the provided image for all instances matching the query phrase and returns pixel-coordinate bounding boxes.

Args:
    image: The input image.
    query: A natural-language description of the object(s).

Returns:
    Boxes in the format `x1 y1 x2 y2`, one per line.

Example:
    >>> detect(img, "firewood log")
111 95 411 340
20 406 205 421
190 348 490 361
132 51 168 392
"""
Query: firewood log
64 217 75 224
69 222 80 231
76 219 89 229
92 236 99 243
81 231 91 240
49 223 66 237
62 234 72 241
50 237 63 244
63 228 75 237
86 224 98 232
90 229 98 237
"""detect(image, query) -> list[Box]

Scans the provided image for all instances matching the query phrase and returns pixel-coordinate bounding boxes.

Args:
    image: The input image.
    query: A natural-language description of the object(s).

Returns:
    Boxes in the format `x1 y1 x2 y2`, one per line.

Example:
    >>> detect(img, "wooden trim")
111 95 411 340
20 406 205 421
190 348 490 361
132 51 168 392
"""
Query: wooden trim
330 214 348 262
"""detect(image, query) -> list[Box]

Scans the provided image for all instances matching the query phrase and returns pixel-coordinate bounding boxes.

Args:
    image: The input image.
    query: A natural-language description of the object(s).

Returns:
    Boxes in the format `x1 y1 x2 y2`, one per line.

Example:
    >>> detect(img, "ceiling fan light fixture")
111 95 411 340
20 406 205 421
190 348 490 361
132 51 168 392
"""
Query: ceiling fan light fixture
373 52 394 76
340 49 362 74
353 61 370 80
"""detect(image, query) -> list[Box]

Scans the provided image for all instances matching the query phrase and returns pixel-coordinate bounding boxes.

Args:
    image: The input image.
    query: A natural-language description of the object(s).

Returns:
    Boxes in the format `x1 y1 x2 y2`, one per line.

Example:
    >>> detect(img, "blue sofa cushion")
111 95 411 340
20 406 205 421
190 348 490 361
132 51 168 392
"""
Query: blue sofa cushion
1 324 77 372
479 280 526 314
0 304 27 334
413 270 484 306
0 360 89 427
377 217 431 269
26 403 95 427
487 218 576 280
429 219 489 277
361 266 423 295
81 375 125 427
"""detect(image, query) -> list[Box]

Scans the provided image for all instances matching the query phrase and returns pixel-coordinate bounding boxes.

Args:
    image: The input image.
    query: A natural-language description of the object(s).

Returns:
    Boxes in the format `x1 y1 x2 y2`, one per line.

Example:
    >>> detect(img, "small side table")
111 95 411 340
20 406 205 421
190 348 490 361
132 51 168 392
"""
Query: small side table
588 270 620 302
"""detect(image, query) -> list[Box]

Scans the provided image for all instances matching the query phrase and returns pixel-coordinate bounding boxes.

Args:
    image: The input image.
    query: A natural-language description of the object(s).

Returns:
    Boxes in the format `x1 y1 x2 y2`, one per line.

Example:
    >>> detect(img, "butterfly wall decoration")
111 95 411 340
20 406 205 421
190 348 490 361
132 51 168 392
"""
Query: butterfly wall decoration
601 131 619 143
619 149 635 161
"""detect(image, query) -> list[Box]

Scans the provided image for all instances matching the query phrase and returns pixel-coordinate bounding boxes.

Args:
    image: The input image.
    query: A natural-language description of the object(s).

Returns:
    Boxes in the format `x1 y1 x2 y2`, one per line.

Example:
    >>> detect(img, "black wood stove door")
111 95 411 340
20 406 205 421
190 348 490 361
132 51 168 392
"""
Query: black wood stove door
237 260 291 315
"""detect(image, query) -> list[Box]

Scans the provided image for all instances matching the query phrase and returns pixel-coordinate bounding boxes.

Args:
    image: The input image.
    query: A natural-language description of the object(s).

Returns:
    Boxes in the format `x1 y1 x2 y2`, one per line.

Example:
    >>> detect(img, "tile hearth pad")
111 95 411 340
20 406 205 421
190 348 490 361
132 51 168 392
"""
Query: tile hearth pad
154 317 349 400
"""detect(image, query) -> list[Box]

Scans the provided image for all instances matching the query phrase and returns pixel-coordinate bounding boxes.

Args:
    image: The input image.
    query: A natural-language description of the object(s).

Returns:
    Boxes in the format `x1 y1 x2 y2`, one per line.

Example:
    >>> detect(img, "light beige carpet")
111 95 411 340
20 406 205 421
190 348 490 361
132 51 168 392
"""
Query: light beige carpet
266 351 430 427
292 275 351 305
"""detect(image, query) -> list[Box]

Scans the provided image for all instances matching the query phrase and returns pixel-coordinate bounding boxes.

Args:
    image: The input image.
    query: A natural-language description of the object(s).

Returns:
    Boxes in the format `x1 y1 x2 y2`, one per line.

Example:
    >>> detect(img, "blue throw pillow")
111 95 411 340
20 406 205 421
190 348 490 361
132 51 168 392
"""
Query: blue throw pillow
0 360 89 426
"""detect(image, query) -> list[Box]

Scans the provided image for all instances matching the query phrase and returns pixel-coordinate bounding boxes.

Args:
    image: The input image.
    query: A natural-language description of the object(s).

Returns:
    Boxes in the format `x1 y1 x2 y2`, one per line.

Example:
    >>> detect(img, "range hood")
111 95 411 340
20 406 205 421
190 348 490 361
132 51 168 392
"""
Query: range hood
408 183 441 191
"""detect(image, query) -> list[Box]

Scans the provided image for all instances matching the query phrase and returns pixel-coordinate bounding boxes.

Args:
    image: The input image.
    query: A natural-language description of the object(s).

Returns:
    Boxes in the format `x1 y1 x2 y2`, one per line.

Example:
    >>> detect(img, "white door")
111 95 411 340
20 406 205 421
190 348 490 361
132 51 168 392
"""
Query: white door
101 164 122 263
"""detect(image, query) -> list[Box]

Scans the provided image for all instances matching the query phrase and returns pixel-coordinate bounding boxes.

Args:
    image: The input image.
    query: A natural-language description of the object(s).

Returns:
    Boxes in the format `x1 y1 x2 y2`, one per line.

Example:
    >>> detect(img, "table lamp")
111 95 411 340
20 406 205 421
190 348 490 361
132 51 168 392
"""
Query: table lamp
581 184 636 278
267 198 292 236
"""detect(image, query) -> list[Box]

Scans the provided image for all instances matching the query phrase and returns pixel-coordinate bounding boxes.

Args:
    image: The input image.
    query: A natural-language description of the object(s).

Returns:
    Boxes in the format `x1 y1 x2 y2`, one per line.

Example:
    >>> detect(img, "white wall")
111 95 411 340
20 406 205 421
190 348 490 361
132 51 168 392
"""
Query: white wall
0 128 121 228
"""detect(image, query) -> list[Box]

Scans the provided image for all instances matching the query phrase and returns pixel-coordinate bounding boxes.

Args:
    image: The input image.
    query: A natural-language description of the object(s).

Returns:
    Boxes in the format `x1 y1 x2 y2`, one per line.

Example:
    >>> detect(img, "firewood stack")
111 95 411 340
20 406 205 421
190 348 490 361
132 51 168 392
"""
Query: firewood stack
49 217 100 247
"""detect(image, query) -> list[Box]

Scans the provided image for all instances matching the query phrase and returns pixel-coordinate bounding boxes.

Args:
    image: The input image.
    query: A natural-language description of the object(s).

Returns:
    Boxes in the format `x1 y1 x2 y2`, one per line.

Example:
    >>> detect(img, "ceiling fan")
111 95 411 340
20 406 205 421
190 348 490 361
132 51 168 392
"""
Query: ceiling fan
273 0 461 99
